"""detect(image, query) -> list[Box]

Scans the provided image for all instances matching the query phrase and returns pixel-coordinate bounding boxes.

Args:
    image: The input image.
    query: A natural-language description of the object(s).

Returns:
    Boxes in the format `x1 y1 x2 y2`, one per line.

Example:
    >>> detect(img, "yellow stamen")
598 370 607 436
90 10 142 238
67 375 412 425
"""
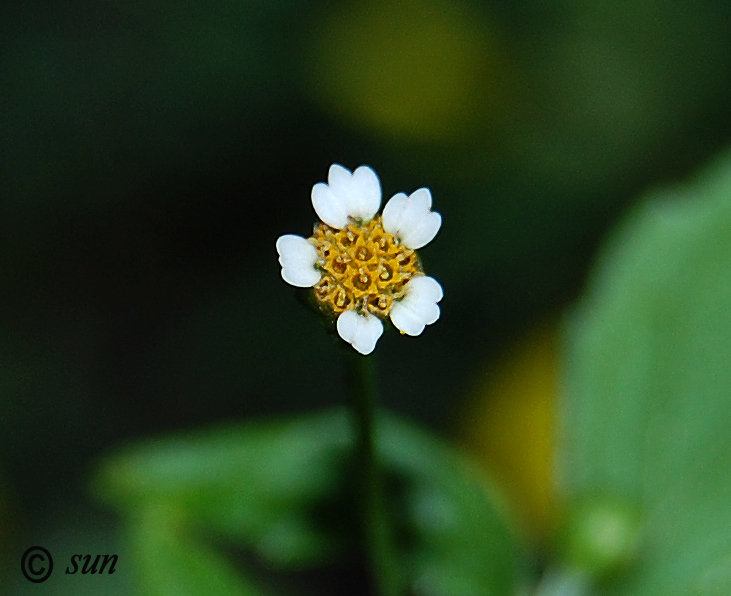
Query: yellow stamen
310 216 421 317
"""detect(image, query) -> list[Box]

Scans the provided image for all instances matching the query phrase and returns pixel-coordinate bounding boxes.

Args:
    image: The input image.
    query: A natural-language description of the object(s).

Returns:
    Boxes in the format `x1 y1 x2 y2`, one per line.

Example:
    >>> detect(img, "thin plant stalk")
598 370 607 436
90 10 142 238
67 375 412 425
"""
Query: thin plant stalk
344 348 402 596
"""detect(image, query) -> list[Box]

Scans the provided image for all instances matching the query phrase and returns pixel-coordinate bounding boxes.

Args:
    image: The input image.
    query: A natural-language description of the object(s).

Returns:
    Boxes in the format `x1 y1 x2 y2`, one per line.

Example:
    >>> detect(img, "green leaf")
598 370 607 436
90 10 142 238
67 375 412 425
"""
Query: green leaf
378 415 520 596
561 151 731 595
94 409 520 595
129 504 265 596
95 412 351 568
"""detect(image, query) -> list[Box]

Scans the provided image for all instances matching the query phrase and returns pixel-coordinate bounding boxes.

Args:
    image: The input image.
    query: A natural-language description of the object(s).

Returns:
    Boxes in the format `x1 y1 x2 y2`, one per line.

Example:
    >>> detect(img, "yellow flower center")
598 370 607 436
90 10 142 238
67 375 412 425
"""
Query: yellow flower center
309 216 422 317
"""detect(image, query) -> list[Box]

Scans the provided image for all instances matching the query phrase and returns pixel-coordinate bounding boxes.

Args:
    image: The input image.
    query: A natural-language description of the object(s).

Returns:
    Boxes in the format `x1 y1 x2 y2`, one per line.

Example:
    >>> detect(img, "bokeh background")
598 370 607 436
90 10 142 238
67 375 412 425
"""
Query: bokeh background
2 0 731 593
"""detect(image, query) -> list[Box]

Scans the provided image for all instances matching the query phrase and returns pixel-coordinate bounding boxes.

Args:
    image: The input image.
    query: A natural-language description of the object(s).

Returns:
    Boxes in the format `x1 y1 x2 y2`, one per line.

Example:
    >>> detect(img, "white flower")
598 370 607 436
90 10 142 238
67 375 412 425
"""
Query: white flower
275 235 321 287
382 188 442 250
311 164 381 228
389 276 443 336
336 309 384 356
276 163 443 355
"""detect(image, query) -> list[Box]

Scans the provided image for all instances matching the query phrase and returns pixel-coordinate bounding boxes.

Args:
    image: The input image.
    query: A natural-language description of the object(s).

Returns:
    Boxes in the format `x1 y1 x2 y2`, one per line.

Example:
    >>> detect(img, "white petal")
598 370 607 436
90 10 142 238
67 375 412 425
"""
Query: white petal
406 275 444 303
405 186 433 211
390 276 443 336
276 234 321 287
336 310 384 355
389 304 426 336
312 182 349 229
403 212 442 250
312 164 381 228
349 165 381 221
382 187 441 249
381 192 408 233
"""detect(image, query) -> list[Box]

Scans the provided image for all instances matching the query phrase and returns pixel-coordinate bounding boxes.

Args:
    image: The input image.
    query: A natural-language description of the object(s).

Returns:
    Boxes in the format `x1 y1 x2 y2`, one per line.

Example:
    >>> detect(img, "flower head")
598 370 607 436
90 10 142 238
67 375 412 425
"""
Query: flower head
277 164 443 355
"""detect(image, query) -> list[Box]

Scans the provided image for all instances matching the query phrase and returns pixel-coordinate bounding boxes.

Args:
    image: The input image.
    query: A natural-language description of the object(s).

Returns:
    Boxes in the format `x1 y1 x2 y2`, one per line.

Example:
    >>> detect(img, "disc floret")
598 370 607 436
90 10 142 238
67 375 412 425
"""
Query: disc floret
311 216 422 319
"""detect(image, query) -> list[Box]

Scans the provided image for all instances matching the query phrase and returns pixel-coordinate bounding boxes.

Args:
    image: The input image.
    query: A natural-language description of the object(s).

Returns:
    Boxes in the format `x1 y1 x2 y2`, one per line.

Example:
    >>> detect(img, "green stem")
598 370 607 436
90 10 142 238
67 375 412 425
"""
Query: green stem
344 348 402 596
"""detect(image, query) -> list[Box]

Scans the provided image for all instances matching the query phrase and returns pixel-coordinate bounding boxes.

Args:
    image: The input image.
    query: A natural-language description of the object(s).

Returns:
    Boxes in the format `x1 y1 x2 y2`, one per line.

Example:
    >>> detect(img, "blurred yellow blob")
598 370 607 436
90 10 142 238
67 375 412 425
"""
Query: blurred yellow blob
307 0 500 142
461 321 559 541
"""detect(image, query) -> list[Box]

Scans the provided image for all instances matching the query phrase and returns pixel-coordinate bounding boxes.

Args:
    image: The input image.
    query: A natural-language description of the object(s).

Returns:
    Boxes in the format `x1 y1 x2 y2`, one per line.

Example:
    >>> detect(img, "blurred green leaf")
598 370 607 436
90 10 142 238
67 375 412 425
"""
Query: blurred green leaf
95 412 350 568
130 504 264 596
379 414 520 596
561 150 731 594
95 408 520 595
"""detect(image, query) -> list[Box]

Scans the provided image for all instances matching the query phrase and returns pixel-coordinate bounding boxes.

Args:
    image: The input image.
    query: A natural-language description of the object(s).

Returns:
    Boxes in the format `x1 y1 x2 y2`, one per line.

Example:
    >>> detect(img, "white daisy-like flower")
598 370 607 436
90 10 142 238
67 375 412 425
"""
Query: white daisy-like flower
276 164 443 355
